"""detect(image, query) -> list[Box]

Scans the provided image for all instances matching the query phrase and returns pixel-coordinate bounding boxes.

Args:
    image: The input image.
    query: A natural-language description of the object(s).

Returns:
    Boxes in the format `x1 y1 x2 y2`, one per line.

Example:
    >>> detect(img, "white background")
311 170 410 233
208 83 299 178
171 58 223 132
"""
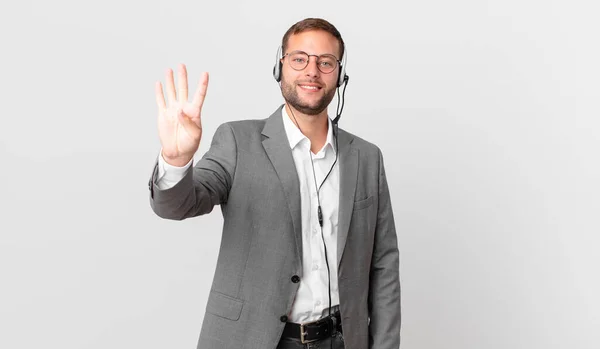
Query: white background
1 0 598 348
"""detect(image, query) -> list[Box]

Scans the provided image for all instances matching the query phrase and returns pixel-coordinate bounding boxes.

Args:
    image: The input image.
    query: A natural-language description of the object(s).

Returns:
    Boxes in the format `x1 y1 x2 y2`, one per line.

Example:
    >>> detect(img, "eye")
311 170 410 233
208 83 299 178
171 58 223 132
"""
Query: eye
318 56 337 68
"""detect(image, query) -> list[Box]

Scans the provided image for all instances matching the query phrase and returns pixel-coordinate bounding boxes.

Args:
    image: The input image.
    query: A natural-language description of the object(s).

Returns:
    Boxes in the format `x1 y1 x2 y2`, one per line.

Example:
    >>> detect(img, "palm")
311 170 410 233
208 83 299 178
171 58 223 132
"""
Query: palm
155 64 209 165
157 98 201 158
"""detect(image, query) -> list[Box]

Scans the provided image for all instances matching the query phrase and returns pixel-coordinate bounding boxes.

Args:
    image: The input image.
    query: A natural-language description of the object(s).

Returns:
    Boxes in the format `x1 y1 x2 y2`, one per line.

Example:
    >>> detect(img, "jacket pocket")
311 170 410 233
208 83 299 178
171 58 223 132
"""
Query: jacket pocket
205 290 244 321
353 196 374 211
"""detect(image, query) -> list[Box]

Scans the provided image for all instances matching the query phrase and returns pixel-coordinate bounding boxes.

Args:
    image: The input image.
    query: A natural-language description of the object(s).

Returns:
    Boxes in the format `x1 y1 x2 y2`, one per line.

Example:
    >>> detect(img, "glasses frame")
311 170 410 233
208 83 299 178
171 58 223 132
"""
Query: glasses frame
281 50 341 74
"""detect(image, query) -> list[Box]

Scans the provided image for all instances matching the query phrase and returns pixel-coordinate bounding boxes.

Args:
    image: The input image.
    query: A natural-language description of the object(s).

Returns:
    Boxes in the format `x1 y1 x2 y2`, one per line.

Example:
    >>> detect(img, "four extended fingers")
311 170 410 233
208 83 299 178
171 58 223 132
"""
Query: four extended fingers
156 64 208 111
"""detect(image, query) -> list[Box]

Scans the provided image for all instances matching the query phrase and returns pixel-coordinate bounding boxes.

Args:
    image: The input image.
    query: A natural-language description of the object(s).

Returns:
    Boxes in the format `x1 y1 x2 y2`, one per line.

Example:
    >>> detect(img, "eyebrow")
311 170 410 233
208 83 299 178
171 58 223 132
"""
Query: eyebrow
287 50 339 59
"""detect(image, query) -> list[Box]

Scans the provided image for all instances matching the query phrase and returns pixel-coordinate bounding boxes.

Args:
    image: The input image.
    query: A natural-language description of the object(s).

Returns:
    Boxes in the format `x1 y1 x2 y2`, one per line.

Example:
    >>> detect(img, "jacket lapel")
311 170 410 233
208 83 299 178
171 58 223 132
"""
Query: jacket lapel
261 106 303 268
261 106 358 270
336 128 358 267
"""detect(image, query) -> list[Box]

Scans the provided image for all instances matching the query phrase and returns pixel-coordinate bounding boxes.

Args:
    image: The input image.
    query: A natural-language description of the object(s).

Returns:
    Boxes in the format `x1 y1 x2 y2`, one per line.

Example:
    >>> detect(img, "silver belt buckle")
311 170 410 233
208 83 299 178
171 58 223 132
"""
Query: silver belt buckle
300 322 319 344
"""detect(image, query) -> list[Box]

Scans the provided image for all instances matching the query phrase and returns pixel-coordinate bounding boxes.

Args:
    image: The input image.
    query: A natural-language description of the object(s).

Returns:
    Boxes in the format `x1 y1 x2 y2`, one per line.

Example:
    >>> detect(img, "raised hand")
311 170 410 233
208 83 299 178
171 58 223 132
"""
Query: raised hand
155 63 209 167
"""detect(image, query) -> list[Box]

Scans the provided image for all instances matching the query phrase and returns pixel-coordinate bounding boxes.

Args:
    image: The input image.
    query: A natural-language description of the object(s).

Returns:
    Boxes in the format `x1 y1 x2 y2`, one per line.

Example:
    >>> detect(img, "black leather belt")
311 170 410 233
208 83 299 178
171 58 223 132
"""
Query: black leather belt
282 312 343 344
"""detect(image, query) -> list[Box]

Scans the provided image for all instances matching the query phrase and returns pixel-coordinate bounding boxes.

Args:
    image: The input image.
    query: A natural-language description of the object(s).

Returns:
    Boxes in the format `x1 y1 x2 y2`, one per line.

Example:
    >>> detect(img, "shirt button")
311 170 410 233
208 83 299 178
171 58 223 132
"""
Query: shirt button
312 264 319 271
315 300 321 306
291 275 300 283
280 315 288 322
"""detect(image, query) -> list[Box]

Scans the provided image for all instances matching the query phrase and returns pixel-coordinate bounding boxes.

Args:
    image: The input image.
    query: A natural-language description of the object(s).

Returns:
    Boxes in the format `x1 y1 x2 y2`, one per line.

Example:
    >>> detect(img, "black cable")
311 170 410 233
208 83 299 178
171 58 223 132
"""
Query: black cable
286 104 338 343
308 131 337 349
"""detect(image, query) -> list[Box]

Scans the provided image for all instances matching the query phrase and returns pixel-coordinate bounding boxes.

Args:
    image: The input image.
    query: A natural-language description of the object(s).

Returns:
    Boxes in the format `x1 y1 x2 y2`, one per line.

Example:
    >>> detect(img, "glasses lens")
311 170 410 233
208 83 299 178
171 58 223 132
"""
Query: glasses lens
286 51 338 73
288 52 309 70
317 55 337 73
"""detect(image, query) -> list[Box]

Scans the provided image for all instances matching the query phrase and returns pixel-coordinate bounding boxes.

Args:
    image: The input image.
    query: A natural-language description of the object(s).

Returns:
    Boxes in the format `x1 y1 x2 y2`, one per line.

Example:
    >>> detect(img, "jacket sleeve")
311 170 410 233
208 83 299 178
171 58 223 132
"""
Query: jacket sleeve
368 148 401 348
148 122 237 220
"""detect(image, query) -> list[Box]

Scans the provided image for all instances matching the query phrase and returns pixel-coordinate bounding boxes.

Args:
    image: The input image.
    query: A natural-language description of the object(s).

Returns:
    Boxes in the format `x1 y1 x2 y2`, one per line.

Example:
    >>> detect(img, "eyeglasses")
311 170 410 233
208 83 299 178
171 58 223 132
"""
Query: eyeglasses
282 50 340 74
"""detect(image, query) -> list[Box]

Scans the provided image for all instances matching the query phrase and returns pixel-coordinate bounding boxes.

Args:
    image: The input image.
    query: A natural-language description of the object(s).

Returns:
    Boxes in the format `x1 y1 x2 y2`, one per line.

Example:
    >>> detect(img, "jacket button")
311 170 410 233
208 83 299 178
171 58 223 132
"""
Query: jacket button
280 315 288 322
291 275 300 283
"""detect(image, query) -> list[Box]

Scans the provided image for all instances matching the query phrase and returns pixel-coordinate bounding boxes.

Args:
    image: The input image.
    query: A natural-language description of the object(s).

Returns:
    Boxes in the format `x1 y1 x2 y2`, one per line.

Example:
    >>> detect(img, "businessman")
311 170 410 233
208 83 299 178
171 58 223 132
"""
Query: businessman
148 18 400 349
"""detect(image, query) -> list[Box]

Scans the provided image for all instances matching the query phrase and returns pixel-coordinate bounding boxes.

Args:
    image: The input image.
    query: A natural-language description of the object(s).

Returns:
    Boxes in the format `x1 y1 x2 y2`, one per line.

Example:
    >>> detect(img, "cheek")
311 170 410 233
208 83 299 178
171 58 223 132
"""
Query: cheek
324 71 340 87
281 75 297 89
281 67 299 82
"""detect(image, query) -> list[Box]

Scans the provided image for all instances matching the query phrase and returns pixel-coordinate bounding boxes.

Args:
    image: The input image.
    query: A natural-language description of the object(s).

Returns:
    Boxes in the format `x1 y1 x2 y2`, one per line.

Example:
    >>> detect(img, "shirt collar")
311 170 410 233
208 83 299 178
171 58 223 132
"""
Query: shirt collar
281 106 336 154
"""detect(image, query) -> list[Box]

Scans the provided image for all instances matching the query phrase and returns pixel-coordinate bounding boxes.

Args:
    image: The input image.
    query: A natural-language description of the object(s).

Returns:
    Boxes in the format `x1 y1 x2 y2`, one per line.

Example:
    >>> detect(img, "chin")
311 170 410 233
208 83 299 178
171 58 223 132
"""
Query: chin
281 78 334 115
294 102 328 116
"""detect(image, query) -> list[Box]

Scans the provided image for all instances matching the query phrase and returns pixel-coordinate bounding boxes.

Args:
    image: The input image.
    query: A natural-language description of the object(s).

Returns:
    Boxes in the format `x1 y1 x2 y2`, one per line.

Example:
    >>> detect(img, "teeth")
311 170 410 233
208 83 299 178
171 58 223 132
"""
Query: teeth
300 85 319 90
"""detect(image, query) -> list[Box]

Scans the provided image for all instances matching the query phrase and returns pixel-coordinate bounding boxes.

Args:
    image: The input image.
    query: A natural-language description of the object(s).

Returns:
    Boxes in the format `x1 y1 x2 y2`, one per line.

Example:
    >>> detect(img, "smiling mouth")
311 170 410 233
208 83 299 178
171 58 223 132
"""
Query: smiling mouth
298 84 322 91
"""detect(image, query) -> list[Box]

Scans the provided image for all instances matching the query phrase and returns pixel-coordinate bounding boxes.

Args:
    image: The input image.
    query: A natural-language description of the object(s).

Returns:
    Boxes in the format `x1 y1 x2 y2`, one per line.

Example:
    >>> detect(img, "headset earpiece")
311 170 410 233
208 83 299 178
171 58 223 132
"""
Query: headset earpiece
273 46 283 82
337 48 348 87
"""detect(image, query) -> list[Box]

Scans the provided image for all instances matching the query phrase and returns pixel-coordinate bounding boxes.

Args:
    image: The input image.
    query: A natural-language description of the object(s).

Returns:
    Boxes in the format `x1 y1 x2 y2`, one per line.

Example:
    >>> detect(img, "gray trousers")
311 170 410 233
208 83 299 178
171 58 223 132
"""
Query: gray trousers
276 331 345 349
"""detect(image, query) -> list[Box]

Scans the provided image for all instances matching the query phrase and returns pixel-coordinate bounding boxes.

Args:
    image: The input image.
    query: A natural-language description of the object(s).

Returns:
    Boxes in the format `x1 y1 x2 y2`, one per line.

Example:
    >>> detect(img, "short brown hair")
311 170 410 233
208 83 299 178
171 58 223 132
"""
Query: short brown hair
281 18 345 59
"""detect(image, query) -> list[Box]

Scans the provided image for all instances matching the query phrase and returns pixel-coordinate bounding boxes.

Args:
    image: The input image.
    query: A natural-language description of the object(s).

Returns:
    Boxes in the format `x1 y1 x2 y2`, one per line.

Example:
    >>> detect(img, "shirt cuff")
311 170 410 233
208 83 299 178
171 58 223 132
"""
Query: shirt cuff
156 150 193 190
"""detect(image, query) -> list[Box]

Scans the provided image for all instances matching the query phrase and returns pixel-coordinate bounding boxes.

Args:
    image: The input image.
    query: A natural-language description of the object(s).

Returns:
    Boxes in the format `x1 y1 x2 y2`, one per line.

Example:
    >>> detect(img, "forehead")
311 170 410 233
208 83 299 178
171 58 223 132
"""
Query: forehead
286 30 341 57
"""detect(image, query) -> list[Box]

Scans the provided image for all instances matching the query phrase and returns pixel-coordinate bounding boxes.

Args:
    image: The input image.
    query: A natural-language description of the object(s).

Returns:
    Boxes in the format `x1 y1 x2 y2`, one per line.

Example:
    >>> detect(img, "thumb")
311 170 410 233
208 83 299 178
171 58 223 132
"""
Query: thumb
177 109 201 139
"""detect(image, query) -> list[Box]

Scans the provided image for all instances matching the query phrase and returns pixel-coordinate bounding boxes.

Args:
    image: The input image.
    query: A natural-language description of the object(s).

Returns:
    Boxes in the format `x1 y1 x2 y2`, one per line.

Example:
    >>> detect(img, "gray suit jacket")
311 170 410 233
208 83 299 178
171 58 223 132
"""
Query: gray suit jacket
148 105 401 349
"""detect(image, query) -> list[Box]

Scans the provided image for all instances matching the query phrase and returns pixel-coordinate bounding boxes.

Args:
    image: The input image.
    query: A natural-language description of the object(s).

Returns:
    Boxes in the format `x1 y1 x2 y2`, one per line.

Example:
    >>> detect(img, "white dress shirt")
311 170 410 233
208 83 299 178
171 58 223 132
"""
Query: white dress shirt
155 107 340 323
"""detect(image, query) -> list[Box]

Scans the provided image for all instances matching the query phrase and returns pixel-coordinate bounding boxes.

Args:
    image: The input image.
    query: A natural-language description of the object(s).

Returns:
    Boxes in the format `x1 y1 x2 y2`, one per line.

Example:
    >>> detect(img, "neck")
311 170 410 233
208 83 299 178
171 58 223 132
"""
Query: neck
285 104 329 153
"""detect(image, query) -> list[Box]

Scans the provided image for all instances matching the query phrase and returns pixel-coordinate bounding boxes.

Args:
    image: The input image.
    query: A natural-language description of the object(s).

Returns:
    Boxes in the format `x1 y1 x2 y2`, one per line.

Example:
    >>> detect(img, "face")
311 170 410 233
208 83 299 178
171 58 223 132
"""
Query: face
280 30 341 116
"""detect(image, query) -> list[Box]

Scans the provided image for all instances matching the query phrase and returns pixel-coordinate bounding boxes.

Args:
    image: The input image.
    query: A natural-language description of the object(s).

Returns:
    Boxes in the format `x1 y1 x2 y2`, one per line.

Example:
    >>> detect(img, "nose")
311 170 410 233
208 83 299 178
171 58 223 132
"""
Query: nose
304 56 320 78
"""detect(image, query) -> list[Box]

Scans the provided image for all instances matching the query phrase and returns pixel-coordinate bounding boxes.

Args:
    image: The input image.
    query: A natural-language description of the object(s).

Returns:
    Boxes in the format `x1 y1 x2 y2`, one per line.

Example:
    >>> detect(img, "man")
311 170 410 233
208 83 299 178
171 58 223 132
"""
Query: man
148 18 400 349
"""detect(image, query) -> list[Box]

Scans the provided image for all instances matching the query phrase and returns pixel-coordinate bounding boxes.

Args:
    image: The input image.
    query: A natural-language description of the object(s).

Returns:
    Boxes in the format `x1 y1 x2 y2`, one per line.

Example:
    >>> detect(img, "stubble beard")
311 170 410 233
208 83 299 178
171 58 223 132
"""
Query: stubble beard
281 76 337 116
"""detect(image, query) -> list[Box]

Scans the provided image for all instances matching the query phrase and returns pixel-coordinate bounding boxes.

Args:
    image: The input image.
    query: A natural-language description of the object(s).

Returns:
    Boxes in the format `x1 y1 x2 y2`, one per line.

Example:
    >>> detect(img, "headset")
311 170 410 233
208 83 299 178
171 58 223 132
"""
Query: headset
273 40 350 348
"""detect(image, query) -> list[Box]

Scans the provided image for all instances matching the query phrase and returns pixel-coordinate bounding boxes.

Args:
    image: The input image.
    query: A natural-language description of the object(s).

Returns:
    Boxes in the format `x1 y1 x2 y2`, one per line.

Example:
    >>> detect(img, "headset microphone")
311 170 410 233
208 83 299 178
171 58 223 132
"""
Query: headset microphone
333 75 349 126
